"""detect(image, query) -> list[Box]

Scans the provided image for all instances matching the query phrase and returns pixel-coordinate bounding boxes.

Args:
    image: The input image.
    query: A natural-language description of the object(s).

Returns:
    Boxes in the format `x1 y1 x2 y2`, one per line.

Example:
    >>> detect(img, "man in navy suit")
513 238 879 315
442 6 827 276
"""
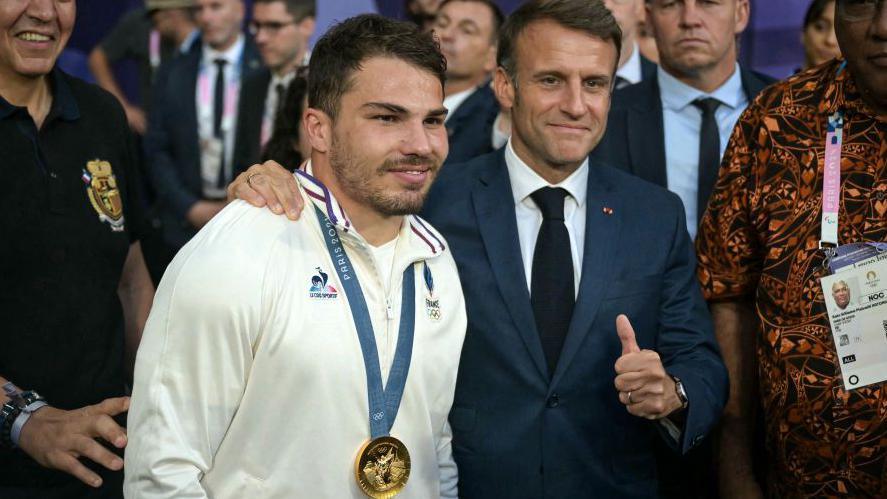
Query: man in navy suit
145 0 263 278
229 1 728 497
594 0 774 240
430 0 504 164
234 0 315 172
593 0 773 496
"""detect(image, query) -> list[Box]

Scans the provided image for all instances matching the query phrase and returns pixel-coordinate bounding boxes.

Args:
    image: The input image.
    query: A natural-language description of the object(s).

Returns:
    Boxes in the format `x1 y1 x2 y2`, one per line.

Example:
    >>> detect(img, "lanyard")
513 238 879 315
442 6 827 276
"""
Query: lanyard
149 30 161 70
314 205 416 438
820 61 849 262
820 110 844 250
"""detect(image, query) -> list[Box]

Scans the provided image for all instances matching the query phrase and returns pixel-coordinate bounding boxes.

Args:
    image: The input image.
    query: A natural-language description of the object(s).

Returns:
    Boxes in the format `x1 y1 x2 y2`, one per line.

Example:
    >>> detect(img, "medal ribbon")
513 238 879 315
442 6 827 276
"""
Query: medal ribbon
314 205 416 438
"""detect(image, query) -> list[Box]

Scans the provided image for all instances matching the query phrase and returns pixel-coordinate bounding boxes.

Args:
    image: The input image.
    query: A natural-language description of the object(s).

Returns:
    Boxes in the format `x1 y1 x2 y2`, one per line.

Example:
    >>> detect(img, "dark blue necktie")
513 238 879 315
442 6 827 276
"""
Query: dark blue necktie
212 58 229 188
693 97 721 225
530 187 575 377
212 58 228 137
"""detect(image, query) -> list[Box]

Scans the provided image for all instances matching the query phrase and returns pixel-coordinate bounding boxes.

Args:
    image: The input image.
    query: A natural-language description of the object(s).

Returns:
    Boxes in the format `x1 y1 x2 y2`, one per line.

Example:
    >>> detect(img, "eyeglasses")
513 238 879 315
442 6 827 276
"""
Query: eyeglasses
248 20 297 36
838 0 885 22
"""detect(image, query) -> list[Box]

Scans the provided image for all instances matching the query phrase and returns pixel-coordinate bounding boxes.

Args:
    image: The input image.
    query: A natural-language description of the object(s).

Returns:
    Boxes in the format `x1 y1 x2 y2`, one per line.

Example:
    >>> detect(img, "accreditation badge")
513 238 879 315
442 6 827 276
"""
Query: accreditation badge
81 159 125 232
200 137 225 196
821 246 887 390
355 436 411 498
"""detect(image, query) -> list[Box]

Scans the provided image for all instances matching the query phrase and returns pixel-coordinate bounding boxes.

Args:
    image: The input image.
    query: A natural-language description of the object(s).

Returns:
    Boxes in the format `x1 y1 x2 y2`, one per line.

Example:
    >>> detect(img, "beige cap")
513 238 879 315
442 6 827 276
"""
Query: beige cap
146 0 195 11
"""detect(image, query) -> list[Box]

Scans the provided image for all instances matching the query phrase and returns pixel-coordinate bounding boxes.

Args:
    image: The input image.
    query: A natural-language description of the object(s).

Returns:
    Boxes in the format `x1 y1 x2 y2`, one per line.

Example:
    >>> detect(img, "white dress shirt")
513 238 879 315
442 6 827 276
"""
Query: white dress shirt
659 63 747 238
197 35 244 198
616 42 642 87
124 164 466 498
504 139 588 296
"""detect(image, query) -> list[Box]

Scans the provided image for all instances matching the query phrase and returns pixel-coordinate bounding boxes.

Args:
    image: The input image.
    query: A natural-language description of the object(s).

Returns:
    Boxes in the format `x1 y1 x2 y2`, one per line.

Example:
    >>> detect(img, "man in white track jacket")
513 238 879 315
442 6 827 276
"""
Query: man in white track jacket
124 14 466 498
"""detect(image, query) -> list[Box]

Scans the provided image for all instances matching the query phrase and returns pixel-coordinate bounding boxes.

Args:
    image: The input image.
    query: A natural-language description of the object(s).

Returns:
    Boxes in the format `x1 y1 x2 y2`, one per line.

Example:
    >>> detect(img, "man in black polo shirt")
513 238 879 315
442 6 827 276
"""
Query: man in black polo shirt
0 1 154 498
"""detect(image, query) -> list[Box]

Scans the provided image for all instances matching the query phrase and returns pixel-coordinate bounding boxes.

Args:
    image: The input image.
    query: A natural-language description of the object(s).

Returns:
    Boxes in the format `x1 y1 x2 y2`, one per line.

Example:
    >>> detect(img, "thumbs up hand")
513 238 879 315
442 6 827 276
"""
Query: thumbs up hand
617 314 641 355
614 315 684 420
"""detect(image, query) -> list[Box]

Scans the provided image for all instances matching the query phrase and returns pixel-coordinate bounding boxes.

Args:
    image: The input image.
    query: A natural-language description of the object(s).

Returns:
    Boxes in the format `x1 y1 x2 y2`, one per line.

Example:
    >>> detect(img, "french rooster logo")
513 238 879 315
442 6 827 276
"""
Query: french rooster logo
309 267 338 298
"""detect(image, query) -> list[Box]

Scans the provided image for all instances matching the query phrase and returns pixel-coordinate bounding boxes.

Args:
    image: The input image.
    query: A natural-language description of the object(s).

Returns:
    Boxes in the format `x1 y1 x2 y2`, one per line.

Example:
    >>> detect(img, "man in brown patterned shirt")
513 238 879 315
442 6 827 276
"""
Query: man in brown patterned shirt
696 1 887 498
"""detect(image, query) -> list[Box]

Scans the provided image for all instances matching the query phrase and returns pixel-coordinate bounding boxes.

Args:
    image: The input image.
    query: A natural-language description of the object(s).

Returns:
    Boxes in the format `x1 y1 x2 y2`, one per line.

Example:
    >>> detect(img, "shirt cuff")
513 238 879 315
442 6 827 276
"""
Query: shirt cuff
658 415 683 443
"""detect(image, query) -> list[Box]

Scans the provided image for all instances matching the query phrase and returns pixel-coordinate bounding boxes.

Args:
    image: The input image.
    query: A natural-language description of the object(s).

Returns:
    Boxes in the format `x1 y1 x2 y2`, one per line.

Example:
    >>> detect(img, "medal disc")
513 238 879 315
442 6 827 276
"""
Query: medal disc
355 436 411 498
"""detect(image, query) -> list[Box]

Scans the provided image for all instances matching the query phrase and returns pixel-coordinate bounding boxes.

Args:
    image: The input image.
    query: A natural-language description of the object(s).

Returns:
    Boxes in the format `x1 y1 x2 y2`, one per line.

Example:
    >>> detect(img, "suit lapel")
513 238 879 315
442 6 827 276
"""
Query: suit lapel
235 39 267 139
740 67 774 101
233 69 270 173
550 166 621 388
627 77 668 187
445 84 485 138
240 37 264 78
472 152 549 380
183 48 201 178
640 54 657 81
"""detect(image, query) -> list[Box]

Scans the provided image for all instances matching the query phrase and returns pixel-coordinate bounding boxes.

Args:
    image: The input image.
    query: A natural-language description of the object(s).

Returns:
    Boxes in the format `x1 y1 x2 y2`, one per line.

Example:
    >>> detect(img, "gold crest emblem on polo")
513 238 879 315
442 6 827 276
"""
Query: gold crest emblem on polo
84 160 125 232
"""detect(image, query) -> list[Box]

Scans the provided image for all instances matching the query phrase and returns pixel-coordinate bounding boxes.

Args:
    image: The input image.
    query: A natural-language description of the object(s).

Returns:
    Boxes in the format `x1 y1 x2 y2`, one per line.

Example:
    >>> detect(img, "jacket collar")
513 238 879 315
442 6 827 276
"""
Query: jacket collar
658 63 746 112
295 162 447 262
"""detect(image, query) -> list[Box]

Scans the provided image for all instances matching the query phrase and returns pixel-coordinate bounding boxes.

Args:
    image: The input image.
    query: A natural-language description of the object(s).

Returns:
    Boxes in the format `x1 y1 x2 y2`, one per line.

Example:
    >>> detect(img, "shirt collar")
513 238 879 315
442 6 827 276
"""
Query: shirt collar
443 86 477 122
616 42 642 86
504 139 589 208
658 62 745 111
0 93 15 119
202 34 245 68
0 67 79 122
270 70 297 89
180 29 199 54
50 68 80 121
295 161 447 259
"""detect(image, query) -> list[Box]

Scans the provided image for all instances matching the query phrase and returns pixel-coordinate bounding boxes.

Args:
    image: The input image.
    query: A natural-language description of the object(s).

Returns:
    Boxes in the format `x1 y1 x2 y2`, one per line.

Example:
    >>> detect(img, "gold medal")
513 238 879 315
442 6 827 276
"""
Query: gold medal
355 436 411 498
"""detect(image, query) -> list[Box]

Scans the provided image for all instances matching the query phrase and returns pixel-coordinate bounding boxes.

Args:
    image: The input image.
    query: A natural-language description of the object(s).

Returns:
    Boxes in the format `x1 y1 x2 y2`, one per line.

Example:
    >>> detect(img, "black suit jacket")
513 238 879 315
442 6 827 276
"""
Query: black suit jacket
594 66 774 192
232 67 272 173
640 53 657 81
144 36 263 249
592 65 774 498
423 149 728 498
444 82 499 164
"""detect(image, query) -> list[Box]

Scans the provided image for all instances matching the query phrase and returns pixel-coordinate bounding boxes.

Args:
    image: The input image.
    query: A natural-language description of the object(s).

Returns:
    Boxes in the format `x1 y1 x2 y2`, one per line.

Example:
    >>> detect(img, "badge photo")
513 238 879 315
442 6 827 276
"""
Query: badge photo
81 159 125 232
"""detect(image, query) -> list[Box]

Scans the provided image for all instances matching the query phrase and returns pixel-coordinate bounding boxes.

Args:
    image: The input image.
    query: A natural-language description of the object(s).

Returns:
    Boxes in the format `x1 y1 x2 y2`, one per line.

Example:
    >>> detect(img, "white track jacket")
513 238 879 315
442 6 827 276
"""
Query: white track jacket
124 166 467 498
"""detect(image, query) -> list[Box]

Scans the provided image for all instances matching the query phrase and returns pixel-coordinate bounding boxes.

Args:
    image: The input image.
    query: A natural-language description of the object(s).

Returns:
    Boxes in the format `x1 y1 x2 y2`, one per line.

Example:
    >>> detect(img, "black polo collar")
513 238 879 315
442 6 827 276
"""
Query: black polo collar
0 66 80 122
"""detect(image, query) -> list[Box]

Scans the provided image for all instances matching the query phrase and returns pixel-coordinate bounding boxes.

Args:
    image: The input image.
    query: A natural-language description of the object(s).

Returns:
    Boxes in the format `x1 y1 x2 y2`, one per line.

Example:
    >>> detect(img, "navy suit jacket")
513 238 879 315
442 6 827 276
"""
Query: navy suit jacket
444 82 499 165
640 53 657 81
422 150 728 498
590 66 773 497
593 67 774 191
144 37 263 249
232 67 272 174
